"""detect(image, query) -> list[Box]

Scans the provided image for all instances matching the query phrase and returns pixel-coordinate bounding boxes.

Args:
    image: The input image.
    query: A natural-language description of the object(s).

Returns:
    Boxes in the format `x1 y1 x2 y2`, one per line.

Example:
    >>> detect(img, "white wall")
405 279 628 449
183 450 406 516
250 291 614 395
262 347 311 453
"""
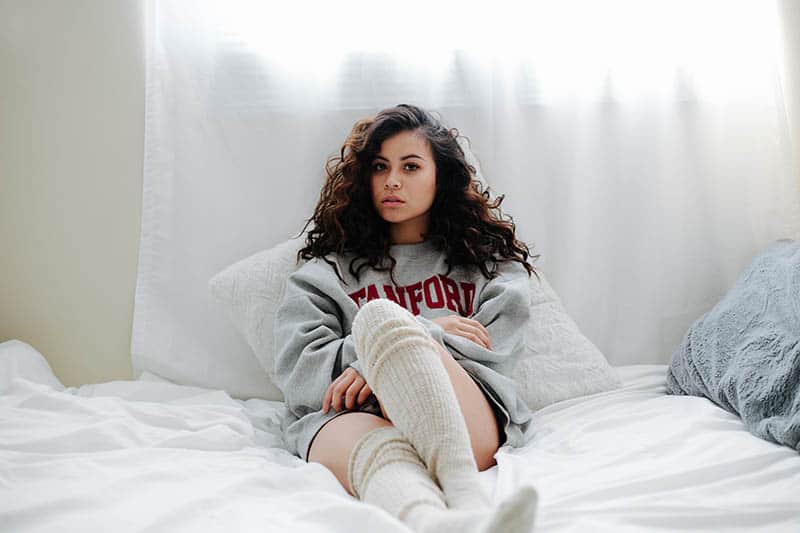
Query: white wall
0 0 144 386
0 0 798 387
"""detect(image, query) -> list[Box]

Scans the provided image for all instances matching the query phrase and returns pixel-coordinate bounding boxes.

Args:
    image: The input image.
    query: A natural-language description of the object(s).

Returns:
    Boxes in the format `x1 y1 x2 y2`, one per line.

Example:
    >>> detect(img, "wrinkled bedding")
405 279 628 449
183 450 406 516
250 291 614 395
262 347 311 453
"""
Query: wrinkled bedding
1 340 799 532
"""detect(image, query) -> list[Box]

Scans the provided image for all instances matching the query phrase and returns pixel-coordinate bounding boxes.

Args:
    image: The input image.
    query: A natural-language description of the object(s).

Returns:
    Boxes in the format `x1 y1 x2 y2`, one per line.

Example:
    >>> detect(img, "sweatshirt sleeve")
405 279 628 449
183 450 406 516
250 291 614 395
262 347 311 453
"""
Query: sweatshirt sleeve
273 261 359 416
442 260 532 373
273 259 453 410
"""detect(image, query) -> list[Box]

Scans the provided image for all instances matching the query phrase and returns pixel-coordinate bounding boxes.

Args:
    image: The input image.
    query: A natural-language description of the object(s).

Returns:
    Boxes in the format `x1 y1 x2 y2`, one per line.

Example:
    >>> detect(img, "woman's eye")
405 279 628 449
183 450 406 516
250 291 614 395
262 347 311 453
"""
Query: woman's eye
404 163 419 171
372 162 387 172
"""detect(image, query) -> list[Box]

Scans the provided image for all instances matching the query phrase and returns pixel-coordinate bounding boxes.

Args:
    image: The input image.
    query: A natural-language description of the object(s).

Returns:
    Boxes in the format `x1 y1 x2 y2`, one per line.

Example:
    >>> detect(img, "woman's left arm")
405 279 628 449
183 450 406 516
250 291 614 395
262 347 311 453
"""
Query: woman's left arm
441 260 532 370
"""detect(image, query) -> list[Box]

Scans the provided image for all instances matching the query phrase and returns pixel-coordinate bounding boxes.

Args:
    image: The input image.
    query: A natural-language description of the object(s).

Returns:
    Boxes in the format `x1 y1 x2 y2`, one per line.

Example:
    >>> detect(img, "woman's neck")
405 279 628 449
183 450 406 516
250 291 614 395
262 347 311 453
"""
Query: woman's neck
389 215 429 244
390 235 426 245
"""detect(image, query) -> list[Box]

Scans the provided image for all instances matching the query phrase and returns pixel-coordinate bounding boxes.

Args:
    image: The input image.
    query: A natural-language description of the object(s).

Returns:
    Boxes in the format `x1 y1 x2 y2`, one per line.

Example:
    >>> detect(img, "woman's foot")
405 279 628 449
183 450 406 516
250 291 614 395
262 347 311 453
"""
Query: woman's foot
406 485 539 533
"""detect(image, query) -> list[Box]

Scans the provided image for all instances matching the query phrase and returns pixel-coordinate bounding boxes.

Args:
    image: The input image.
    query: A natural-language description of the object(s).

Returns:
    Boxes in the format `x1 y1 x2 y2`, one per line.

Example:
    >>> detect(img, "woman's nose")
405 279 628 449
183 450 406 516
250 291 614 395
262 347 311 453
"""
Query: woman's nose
385 172 401 189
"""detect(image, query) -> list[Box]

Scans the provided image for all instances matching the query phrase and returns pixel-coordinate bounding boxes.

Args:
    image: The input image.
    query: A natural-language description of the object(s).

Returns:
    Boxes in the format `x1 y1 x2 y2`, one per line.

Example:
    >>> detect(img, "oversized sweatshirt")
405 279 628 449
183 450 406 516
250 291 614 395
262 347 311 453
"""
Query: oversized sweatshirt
273 240 534 459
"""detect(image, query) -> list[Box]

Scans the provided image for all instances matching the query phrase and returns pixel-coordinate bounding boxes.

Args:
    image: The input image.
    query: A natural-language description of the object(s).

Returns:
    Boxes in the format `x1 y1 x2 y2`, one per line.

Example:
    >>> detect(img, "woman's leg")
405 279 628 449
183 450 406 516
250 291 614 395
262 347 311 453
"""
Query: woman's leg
309 412 452 526
376 341 500 472
307 412 392 495
308 340 501 495
308 411 537 533
351 299 496 510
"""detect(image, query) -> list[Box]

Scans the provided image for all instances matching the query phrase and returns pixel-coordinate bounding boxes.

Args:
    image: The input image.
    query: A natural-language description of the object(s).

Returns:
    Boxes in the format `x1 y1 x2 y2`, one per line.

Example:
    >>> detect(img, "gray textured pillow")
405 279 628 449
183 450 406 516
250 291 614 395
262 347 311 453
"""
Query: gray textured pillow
666 239 800 450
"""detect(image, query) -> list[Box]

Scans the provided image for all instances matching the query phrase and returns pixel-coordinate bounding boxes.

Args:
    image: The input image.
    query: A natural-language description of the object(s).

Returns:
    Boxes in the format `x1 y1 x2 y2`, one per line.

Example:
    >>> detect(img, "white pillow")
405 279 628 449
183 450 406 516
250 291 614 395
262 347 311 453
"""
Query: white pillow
516 273 621 411
209 238 620 409
0 339 66 392
208 238 305 401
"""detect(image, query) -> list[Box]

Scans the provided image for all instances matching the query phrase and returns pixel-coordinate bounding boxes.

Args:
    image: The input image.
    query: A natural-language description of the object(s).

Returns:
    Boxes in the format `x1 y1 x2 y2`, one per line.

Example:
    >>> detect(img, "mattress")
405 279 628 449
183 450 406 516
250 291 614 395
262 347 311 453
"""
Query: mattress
1 341 798 532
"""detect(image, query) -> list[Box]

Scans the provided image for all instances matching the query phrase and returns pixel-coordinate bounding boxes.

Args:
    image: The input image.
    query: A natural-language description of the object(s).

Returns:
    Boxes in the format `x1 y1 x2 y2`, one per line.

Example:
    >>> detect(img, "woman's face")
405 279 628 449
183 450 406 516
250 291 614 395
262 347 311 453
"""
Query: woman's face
370 129 437 244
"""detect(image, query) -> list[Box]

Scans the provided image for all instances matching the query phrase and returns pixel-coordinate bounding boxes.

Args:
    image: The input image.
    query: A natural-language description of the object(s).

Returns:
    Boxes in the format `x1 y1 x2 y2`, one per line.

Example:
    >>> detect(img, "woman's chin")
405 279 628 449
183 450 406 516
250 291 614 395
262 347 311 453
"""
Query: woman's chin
377 209 408 223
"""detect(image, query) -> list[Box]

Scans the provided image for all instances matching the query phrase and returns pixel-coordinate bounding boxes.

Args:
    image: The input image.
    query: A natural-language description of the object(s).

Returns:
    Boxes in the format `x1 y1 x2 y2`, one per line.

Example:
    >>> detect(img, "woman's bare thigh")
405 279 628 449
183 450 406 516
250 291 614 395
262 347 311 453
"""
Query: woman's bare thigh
433 342 500 470
307 412 391 496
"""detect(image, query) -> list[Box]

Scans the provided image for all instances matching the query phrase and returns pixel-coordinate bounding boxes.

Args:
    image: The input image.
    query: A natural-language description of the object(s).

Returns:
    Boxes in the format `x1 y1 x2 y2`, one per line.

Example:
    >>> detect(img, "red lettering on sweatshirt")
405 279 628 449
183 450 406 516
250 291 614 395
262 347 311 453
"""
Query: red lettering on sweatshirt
383 285 408 308
423 276 444 309
366 284 379 302
460 282 476 316
406 282 424 315
439 275 461 314
349 287 367 306
348 274 476 317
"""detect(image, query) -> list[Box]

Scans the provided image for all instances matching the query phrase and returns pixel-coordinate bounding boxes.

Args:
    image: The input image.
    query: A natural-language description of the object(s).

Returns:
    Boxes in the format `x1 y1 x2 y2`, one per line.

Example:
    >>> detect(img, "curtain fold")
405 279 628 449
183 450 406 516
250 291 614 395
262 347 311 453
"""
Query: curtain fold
133 0 800 397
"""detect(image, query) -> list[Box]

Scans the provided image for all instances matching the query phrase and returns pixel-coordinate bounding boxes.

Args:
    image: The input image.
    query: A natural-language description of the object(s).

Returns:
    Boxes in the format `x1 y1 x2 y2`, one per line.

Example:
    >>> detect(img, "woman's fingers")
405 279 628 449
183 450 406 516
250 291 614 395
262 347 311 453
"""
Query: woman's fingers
458 327 488 349
434 315 492 350
322 383 334 413
357 383 373 405
457 319 491 349
466 318 491 349
331 375 354 412
474 322 491 349
323 370 354 413
344 376 366 410
323 368 372 413
475 321 491 348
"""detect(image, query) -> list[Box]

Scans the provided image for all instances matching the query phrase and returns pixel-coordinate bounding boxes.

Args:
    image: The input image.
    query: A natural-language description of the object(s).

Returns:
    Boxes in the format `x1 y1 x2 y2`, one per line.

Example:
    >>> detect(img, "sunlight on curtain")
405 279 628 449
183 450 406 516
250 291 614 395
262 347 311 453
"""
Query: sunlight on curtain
202 0 782 106
133 0 800 397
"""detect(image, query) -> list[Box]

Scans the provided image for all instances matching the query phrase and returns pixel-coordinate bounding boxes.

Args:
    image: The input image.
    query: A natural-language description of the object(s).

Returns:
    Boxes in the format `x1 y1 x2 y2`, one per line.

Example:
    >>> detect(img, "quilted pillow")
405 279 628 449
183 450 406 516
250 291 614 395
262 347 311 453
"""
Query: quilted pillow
209 239 620 408
208 238 305 401
516 273 621 410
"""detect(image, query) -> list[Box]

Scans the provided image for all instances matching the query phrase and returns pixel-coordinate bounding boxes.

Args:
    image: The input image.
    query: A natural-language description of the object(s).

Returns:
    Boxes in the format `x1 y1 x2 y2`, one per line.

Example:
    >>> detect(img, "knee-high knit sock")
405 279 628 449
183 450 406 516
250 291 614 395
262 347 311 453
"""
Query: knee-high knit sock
348 426 447 522
348 426 539 533
351 298 488 510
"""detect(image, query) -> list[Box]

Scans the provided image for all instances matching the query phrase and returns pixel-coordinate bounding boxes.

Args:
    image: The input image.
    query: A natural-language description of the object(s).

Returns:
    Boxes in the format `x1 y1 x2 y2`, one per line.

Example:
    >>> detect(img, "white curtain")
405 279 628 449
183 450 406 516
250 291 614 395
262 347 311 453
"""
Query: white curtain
133 0 800 396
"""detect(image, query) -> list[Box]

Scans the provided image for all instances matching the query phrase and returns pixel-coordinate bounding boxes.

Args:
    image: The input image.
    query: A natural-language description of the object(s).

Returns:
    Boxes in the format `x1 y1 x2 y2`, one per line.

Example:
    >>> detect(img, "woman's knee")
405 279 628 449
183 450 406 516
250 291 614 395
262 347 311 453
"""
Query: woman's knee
351 299 428 362
307 412 392 495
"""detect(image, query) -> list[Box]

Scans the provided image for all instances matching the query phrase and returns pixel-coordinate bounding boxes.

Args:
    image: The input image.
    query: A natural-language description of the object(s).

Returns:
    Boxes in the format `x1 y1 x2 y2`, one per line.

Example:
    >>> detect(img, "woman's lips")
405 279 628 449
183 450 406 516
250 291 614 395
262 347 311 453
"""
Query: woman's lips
382 197 405 206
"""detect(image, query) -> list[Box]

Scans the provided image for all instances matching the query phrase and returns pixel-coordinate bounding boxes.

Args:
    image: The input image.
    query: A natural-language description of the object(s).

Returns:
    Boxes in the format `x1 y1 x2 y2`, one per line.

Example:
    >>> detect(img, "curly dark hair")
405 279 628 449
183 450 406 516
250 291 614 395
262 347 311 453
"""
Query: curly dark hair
297 104 539 283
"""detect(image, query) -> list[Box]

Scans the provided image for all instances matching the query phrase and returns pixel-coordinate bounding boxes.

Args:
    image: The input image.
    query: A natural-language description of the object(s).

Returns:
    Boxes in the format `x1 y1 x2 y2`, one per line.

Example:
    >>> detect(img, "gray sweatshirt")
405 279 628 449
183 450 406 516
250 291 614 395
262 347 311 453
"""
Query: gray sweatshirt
273 240 534 459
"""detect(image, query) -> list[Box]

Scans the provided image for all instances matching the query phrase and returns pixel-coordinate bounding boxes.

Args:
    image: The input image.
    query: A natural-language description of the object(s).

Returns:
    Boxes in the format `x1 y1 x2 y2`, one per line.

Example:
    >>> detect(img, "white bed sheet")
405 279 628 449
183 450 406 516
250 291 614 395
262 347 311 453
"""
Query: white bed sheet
1 340 798 532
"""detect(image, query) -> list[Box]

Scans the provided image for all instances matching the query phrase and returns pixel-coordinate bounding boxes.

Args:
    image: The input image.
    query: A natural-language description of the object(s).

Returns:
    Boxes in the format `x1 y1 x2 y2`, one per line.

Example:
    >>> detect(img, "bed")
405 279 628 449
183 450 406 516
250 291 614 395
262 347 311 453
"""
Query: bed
2 339 798 532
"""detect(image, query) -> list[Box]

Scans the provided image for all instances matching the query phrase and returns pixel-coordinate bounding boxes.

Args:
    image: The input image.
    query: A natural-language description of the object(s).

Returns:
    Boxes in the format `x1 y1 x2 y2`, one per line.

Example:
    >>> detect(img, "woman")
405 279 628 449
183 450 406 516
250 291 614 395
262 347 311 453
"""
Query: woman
273 104 539 532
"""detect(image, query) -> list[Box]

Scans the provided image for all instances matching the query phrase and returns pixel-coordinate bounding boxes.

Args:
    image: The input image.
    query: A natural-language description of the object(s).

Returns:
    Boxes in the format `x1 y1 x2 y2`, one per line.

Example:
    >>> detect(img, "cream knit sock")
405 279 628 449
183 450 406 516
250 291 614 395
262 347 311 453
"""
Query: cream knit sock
351 298 489 510
348 426 539 533
348 426 447 520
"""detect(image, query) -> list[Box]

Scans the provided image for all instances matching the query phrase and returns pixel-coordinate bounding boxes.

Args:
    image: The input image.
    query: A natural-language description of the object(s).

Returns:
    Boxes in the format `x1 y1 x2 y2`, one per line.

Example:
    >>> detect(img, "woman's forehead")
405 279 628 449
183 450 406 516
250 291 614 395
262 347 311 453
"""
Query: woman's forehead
377 130 432 159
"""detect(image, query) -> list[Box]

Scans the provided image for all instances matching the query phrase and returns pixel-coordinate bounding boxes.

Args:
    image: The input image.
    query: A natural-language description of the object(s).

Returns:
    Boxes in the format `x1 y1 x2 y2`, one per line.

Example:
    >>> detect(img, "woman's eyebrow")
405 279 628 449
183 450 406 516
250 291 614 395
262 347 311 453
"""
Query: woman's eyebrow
373 154 425 161
373 154 425 163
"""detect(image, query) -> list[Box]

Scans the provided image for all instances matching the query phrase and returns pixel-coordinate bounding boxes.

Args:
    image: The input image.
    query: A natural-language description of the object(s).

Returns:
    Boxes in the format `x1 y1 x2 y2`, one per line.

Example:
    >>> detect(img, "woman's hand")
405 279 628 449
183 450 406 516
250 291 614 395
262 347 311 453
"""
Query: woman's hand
432 315 492 350
322 367 373 414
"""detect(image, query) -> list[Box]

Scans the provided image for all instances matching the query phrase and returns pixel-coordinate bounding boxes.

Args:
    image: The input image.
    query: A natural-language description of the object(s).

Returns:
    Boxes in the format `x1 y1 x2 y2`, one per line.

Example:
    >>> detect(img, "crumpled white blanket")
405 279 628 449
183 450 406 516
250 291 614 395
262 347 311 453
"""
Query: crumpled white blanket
1 340 799 532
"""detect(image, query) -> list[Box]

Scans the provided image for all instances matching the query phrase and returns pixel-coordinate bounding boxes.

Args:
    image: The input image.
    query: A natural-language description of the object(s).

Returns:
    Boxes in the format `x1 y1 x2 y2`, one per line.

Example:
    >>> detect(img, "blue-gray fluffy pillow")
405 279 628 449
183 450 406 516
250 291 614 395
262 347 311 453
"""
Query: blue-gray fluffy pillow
666 239 800 451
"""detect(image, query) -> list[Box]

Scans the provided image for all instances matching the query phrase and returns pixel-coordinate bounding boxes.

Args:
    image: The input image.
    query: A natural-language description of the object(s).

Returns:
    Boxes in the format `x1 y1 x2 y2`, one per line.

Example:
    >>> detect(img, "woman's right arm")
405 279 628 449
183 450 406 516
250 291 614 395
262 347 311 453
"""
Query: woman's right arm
272 260 452 415
272 262 359 416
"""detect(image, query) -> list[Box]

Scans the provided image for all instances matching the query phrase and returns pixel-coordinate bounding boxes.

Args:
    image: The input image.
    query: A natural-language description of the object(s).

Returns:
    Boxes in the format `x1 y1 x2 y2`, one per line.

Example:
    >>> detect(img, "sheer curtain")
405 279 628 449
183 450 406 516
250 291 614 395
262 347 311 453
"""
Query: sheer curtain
133 0 800 396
